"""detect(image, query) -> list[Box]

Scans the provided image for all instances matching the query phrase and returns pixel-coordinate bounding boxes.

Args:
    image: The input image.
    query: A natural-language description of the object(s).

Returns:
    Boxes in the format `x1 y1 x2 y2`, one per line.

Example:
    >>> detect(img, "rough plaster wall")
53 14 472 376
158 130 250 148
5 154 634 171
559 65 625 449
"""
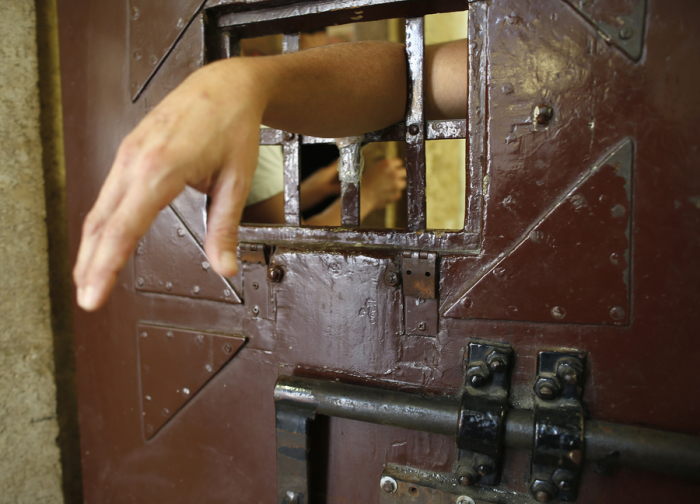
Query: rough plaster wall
0 1 64 503
425 11 468 230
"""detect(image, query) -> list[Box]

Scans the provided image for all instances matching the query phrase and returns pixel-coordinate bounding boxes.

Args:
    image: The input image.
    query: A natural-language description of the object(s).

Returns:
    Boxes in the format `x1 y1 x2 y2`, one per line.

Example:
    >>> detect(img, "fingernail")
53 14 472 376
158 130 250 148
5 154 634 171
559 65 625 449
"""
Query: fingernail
220 250 238 275
77 286 99 311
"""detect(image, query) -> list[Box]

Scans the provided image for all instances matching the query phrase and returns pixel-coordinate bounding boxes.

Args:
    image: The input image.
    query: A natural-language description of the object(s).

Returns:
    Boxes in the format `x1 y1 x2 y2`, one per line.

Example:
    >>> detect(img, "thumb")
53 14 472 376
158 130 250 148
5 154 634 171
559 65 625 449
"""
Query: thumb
204 163 254 277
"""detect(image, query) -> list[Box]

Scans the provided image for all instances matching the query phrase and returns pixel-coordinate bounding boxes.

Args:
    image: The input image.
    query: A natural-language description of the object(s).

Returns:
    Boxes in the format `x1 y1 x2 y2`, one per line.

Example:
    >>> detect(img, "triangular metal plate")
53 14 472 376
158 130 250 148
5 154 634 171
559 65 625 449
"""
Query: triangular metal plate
129 0 207 100
562 0 647 61
138 323 246 439
135 205 242 304
445 139 633 325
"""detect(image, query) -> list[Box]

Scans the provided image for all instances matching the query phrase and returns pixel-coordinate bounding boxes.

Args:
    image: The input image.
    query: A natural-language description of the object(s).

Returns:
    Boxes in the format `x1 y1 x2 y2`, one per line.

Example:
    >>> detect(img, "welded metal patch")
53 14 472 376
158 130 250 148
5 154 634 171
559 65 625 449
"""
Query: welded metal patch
446 139 633 325
138 323 245 439
135 205 242 304
129 0 206 100
562 0 647 61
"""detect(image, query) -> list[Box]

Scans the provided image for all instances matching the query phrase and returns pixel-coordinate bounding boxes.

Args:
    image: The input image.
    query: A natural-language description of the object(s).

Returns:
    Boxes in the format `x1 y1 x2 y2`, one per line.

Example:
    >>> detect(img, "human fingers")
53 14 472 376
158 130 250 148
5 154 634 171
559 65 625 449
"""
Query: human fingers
76 172 185 311
203 145 258 277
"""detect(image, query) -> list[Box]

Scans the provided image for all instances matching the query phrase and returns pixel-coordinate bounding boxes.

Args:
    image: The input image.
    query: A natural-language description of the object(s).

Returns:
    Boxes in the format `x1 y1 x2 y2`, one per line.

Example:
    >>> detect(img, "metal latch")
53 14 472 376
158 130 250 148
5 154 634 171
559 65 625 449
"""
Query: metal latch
240 243 277 320
402 251 438 336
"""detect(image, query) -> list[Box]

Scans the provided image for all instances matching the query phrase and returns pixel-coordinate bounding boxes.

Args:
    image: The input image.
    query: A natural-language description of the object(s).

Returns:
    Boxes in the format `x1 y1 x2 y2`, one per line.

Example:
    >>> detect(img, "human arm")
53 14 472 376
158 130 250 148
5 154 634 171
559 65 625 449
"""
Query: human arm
74 39 466 311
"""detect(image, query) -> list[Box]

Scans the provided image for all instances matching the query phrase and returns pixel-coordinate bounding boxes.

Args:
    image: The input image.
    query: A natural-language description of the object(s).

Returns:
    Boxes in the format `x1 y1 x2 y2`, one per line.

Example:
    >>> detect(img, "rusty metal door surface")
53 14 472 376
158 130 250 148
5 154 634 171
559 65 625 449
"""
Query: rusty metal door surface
57 0 700 503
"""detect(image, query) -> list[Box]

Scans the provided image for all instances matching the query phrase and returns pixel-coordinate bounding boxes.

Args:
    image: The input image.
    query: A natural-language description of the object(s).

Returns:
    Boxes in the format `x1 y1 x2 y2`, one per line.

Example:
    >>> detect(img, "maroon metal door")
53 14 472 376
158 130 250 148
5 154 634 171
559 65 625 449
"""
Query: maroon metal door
58 1 700 503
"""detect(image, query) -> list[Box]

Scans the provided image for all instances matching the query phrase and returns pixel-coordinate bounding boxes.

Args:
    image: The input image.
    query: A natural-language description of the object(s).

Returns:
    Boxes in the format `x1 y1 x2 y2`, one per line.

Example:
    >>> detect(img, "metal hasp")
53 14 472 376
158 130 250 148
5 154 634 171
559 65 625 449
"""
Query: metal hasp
457 341 513 487
402 251 439 336
240 242 276 320
530 351 587 503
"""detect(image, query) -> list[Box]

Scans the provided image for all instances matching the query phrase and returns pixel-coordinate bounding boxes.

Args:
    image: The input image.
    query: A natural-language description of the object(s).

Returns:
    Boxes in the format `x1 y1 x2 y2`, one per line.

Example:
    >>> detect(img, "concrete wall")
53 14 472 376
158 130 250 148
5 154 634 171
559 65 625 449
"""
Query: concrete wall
0 1 65 503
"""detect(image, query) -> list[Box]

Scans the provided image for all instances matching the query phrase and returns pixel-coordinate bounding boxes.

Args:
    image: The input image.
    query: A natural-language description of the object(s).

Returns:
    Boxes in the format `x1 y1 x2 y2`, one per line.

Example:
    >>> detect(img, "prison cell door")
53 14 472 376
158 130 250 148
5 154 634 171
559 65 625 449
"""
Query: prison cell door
57 0 700 503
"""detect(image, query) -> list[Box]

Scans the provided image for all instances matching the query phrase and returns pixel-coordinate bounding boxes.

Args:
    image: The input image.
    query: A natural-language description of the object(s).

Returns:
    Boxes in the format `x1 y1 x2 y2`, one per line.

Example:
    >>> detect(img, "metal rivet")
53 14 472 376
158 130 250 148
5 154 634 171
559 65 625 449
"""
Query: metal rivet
148 54 158 66
165 282 173 291
571 194 585 207
456 497 476 504
619 27 634 40
182 388 190 396
196 334 204 344
610 252 619 265
610 306 625 320
176 17 185 28
166 331 174 339
418 322 426 331
223 344 233 354
530 230 544 243
380 476 397 493
205 364 213 373
177 228 185 237
162 408 170 417
611 204 626 218
285 132 296 142
253 306 260 315
223 289 231 297
144 395 152 402
192 285 200 295
383 271 399 287
202 261 210 271
137 277 145 287
132 50 142 61
493 266 506 277
551 306 566 319
252 282 259 290
140 331 148 338
408 123 420 136
284 491 300 504
534 103 554 126
130 6 140 20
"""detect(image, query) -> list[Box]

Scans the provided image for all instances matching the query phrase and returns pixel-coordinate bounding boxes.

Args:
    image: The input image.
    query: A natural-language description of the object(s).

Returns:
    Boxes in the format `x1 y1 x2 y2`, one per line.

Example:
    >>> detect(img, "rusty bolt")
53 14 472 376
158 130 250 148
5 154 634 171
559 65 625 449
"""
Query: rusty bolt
556 357 583 386
380 476 398 493
619 27 634 40
535 375 561 400
268 265 284 282
534 104 554 126
531 480 556 503
467 361 490 388
486 349 508 373
408 123 420 136
475 455 495 477
384 271 399 287
552 469 575 491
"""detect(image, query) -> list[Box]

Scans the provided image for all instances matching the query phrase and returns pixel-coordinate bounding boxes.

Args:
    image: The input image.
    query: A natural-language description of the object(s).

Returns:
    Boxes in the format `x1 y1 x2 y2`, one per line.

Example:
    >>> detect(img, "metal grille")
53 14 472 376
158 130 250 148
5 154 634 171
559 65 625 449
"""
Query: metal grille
212 0 481 253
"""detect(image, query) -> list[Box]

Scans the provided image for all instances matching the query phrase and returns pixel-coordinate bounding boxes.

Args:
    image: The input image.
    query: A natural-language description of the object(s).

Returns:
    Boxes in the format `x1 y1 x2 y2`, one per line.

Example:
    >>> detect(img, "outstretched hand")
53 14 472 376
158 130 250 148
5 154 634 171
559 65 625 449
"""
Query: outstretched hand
361 157 407 213
74 60 266 311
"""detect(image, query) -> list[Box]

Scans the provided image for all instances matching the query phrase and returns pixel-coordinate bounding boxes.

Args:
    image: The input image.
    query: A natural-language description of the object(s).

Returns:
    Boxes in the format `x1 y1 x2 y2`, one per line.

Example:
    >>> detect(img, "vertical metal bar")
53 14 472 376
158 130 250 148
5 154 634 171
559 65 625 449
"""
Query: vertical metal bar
338 142 364 227
405 17 427 231
283 33 301 226
466 4 487 235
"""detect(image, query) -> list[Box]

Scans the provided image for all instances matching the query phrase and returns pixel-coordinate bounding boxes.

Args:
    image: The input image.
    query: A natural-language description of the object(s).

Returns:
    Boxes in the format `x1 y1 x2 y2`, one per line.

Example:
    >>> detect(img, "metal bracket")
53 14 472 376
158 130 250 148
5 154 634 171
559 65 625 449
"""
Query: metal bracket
402 251 438 336
457 340 513 487
240 243 273 320
530 350 587 502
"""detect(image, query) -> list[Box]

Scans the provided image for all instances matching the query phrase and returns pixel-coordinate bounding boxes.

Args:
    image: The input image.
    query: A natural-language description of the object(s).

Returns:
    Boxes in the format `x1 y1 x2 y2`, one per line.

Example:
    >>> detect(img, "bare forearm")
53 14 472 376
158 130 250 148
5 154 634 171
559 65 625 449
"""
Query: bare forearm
243 41 408 137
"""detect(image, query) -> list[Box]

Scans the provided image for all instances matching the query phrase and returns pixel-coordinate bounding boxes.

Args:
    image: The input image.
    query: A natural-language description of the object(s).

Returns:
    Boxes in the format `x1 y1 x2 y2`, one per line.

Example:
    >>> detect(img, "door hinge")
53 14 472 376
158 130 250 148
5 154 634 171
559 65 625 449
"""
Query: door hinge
401 251 438 336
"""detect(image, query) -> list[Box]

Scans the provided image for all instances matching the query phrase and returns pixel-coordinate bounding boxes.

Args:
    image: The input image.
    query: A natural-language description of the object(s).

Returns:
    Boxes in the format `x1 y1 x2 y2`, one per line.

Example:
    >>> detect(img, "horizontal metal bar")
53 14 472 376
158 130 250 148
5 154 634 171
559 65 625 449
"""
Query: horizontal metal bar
275 376 700 481
260 120 467 146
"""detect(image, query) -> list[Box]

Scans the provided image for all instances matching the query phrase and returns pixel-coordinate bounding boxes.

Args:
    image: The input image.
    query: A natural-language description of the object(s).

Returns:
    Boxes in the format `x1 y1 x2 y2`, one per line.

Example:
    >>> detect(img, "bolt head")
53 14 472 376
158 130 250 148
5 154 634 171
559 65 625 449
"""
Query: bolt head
534 103 554 125
535 376 561 400
285 132 296 142
384 271 399 287
408 123 420 136
467 362 490 388
380 476 397 493
252 282 259 290
556 357 584 386
553 468 575 491
268 265 284 282
486 349 509 373
456 464 478 487
619 27 634 40
531 479 556 503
